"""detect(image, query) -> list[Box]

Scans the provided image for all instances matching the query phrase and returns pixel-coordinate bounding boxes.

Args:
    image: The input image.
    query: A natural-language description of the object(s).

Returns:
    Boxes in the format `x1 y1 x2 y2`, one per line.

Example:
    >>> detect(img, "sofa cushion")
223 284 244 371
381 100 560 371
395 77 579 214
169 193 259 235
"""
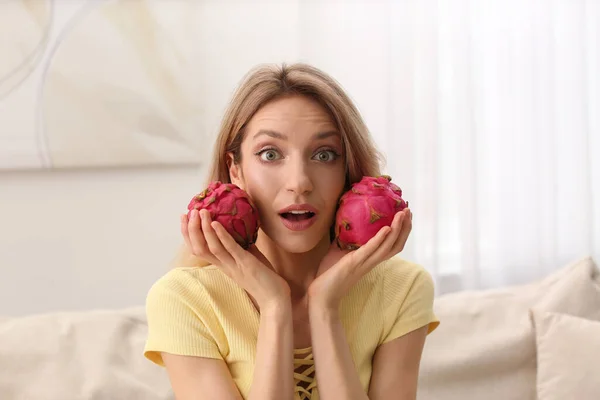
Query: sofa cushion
417 256 600 400
0 307 173 400
532 310 600 400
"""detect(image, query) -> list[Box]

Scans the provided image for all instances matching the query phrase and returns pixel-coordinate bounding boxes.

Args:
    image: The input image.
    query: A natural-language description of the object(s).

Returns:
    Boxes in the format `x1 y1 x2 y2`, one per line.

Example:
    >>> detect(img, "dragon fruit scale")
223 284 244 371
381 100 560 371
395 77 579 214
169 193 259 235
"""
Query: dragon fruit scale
334 175 409 250
187 181 260 249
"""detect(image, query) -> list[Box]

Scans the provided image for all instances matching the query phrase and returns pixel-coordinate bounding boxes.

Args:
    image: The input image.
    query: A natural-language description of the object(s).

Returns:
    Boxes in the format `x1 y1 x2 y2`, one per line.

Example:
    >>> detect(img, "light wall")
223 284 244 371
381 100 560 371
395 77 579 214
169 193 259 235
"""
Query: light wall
0 166 206 316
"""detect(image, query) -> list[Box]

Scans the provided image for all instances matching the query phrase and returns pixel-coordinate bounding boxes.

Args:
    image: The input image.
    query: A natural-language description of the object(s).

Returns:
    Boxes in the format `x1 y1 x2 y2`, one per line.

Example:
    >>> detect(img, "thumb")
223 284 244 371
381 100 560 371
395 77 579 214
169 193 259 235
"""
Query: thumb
351 226 392 266
248 245 271 268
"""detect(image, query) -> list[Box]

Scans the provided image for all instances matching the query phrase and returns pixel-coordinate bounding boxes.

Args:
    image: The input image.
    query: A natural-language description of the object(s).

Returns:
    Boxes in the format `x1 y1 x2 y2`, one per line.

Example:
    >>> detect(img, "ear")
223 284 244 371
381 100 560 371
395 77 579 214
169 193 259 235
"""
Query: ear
227 152 244 189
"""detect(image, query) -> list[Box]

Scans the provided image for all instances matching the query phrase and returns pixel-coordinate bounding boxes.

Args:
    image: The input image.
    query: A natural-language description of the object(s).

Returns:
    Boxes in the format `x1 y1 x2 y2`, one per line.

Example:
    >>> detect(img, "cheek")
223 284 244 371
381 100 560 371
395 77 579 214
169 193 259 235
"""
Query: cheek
241 161 280 191
320 168 346 209
247 167 275 188
238 162 282 208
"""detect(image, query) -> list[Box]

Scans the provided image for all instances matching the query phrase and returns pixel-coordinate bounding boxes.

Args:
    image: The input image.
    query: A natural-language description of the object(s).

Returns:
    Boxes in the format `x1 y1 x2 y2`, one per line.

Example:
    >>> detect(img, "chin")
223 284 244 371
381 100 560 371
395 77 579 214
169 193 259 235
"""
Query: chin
261 222 331 254
275 235 324 254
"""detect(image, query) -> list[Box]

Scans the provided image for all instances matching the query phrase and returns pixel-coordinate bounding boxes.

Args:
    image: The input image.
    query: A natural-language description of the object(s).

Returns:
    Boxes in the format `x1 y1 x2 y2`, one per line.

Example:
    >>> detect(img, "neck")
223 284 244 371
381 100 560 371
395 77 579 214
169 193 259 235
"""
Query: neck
255 231 331 300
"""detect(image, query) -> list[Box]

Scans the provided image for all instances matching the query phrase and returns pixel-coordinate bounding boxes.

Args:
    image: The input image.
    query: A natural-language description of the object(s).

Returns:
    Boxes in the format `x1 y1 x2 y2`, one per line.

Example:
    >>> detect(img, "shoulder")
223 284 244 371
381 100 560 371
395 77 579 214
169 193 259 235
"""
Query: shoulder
374 256 437 321
373 255 435 297
350 256 435 302
146 265 235 311
144 266 230 364
374 256 440 340
149 265 229 291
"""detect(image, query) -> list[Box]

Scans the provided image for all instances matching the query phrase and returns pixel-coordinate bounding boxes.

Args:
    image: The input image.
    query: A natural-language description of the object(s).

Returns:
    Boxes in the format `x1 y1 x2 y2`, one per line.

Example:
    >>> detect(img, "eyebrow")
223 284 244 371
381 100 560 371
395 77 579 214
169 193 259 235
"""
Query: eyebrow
253 129 339 141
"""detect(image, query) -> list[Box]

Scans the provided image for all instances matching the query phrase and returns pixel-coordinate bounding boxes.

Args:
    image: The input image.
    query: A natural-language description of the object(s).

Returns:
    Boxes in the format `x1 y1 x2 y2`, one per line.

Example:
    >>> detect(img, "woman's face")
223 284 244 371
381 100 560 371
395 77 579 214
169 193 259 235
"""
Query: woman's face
229 95 346 254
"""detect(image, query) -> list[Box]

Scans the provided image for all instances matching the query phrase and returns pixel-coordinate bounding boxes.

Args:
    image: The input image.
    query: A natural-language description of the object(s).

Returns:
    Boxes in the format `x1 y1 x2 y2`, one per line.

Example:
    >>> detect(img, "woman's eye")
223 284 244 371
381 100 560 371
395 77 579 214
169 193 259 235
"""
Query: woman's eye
259 149 281 162
314 150 338 162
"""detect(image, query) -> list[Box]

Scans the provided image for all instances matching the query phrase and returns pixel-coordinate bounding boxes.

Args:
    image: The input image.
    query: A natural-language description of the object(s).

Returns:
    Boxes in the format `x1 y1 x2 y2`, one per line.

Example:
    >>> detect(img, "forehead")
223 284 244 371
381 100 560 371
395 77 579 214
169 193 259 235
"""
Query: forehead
246 95 337 134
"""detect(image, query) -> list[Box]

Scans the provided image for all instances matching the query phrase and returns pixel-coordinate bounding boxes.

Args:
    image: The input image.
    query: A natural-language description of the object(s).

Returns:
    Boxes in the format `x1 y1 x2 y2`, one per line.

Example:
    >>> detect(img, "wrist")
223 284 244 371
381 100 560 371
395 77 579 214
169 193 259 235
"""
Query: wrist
259 295 292 319
308 297 340 319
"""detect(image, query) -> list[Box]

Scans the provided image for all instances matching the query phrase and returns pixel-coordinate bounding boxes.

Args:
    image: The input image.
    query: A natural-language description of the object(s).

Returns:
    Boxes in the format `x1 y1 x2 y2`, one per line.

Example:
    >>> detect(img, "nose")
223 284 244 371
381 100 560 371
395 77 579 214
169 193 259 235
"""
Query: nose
284 159 313 195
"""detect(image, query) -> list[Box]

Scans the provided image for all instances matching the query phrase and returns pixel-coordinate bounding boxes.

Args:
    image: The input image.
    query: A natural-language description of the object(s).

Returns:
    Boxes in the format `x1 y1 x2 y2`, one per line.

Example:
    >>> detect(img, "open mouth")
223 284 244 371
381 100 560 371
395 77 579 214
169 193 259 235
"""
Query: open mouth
279 211 316 221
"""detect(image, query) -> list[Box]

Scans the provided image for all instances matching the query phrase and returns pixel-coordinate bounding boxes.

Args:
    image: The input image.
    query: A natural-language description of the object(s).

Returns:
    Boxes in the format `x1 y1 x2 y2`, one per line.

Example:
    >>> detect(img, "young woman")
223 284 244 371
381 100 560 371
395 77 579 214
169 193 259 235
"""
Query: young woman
144 63 439 400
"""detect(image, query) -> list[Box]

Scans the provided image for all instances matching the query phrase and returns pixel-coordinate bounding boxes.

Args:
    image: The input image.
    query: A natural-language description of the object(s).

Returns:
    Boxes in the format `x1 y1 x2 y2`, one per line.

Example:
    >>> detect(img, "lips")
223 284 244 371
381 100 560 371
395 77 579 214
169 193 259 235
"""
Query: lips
278 204 318 231
278 204 318 215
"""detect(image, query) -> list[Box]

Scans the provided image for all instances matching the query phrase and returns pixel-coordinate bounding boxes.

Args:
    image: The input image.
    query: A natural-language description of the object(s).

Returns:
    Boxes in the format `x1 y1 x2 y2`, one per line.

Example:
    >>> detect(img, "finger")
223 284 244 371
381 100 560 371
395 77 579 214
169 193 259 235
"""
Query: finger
385 210 405 247
200 210 235 265
370 211 406 260
211 221 250 263
392 209 412 253
184 210 220 266
188 209 210 256
181 213 193 250
350 225 392 266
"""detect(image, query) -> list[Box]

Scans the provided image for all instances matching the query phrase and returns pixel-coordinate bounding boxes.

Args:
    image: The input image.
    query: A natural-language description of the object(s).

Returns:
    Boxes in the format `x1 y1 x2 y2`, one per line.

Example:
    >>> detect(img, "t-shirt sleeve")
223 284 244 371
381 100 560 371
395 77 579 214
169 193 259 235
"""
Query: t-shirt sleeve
380 259 440 344
144 269 224 366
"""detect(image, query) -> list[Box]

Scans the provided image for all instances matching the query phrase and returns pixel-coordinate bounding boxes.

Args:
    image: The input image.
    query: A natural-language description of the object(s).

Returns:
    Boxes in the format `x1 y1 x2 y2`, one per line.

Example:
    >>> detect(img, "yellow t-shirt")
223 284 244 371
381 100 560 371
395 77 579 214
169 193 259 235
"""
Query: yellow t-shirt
144 256 440 399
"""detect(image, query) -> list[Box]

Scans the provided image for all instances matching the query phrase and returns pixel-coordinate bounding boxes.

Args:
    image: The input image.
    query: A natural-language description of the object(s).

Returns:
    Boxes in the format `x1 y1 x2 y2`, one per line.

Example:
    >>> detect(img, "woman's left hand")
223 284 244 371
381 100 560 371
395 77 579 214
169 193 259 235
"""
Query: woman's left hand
307 208 413 311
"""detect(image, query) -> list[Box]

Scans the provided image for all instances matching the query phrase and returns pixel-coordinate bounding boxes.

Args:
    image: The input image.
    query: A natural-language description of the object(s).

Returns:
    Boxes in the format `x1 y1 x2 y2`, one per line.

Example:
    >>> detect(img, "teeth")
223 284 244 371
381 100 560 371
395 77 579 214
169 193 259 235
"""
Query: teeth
289 210 310 214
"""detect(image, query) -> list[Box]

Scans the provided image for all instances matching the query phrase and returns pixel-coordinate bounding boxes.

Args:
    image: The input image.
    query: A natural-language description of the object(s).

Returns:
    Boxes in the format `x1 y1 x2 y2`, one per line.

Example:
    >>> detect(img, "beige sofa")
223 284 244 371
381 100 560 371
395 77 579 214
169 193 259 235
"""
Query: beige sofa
1 256 598 400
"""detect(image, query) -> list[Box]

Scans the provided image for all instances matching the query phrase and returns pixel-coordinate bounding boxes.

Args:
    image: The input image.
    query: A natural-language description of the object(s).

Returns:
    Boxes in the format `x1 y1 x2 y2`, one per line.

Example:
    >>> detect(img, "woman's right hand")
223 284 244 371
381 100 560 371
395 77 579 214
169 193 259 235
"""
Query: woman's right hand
182 209 291 313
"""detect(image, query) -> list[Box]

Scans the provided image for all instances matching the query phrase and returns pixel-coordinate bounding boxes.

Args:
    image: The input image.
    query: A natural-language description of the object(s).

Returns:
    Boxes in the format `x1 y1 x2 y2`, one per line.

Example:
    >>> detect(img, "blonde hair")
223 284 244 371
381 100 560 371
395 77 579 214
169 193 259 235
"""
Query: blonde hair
172 63 384 268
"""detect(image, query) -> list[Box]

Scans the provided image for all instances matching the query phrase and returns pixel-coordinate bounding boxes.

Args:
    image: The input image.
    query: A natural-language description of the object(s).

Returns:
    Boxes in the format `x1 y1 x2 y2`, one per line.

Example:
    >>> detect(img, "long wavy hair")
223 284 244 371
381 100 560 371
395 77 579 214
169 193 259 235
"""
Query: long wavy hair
171 63 384 268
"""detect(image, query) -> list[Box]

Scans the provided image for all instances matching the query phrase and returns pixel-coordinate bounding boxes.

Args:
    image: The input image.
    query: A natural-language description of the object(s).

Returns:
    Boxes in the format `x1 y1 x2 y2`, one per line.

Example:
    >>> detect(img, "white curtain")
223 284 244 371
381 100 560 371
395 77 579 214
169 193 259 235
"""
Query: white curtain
280 0 599 294
398 0 600 293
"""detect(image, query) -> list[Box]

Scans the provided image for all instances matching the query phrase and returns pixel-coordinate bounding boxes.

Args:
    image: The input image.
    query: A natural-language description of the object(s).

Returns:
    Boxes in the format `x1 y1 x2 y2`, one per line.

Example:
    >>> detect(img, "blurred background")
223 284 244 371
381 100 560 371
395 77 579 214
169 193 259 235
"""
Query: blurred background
1 0 598 317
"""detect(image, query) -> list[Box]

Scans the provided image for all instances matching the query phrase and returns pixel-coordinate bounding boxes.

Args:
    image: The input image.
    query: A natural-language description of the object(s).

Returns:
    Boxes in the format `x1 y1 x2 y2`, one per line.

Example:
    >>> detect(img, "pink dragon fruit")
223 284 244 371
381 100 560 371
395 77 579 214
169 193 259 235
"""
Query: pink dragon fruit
334 175 409 250
187 181 260 249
